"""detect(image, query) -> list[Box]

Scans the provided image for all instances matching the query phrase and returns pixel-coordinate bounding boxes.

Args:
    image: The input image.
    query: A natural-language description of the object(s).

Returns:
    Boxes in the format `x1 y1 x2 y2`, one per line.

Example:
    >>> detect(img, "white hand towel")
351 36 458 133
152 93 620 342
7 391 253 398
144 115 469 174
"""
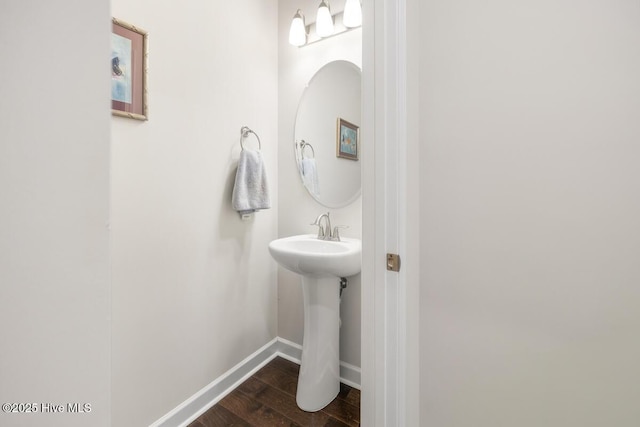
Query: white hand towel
232 149 271 215
301 158 320 198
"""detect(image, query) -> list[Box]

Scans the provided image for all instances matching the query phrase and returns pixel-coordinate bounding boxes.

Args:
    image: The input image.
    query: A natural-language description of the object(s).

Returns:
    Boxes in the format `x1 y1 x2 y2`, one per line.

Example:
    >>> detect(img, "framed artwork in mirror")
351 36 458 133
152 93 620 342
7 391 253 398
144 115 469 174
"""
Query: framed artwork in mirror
337 118 359 160
111 18 148 121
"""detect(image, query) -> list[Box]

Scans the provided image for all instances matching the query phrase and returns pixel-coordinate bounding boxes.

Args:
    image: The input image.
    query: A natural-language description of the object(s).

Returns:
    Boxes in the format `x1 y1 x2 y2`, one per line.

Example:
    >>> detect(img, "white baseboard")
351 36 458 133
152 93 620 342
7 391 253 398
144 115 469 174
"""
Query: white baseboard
150 337 361 427
149 338 280 427
338 360 362 390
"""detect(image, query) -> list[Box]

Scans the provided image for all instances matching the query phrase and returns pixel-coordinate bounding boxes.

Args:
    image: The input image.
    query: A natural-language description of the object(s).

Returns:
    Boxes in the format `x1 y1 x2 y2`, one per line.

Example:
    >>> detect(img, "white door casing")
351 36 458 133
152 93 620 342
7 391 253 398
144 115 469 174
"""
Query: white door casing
361 0 419 425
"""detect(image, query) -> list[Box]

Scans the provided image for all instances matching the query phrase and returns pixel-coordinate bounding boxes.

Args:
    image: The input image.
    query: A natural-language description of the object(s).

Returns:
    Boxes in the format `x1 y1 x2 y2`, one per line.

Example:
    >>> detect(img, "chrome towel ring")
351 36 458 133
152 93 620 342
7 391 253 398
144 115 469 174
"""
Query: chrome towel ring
300 140 315 158
240 126 262 150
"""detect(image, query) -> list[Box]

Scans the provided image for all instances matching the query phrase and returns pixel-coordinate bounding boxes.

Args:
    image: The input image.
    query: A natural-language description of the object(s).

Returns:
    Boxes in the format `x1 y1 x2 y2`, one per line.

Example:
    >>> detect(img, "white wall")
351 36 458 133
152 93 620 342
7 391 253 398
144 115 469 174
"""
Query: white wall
0 1 111 427
278 0 362 369
418 0 640 425
110 1 278 425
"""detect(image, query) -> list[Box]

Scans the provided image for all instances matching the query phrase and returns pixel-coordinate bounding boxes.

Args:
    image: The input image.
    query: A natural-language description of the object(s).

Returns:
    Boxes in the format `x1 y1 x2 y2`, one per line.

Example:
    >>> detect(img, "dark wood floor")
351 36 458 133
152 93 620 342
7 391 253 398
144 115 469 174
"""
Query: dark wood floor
188 357 360 427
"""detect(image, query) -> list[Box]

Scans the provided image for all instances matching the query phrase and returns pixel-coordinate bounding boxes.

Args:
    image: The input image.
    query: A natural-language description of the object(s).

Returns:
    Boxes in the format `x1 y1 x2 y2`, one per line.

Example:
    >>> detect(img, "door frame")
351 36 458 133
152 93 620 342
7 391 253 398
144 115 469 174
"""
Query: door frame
361 0 419 425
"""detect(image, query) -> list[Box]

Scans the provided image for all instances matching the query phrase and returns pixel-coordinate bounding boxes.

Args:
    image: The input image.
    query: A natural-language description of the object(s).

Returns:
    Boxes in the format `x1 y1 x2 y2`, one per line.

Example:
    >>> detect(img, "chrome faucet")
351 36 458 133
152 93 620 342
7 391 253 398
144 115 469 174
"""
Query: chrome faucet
311 212 346 241
311 212 332 240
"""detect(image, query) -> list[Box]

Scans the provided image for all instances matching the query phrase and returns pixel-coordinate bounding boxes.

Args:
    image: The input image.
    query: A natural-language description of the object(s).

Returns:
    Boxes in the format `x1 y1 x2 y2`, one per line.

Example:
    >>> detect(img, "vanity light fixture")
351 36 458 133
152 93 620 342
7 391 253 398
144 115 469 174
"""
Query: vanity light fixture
315 0 334 38
288 9 307 47
288 0 362 47
343 0 362 28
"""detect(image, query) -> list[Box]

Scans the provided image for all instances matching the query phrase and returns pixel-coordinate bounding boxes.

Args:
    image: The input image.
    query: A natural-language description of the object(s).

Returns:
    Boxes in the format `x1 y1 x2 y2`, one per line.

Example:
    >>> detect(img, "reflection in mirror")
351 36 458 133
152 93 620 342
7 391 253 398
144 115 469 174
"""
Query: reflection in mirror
294 61 361 208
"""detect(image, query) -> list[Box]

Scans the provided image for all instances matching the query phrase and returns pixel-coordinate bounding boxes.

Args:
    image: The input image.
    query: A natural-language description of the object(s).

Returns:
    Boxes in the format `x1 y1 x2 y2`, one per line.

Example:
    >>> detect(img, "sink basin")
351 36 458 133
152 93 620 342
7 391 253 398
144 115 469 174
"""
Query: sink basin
268 234 361 412
268 234 361 277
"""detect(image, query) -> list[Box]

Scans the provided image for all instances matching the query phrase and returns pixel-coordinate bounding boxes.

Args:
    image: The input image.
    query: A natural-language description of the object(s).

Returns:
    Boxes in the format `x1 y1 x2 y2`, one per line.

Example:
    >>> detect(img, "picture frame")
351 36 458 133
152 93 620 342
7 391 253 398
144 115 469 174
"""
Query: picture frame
111 18 148 121
336 118 359 160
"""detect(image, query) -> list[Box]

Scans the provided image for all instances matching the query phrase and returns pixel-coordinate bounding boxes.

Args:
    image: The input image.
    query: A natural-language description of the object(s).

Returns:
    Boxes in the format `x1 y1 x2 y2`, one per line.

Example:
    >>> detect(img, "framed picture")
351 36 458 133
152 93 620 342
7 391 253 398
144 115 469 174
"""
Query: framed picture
337 118 359 160
111 18 148 120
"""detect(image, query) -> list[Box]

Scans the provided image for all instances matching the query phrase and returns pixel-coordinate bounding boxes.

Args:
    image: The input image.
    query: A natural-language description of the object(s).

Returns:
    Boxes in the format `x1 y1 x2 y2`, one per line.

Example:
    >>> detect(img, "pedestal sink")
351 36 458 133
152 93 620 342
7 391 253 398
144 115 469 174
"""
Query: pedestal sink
268 234 361 411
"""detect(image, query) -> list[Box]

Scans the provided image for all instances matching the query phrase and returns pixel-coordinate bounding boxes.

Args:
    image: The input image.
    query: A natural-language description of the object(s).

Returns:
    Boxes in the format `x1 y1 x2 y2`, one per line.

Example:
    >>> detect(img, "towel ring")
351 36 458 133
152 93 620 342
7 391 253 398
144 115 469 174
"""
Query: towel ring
300 140 315 158
240 126 261 150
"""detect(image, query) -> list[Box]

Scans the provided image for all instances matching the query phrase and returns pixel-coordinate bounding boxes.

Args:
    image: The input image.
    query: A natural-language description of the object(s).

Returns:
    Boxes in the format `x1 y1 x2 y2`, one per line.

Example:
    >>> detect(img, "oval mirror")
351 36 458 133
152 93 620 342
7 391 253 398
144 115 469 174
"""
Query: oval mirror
294 61 361 208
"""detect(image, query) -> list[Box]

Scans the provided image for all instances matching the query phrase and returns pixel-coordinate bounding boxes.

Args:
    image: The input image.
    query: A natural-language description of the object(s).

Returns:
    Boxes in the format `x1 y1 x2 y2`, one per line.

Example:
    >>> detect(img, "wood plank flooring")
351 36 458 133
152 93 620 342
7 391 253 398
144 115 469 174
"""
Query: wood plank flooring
189 357 360 427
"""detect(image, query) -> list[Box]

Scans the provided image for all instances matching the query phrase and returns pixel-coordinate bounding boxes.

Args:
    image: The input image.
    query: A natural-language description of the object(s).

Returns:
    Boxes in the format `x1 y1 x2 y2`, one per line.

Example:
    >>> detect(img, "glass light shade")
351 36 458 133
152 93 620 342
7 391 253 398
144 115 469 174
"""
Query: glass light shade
288 10 306 47
343 0 362 28
316 1 334 38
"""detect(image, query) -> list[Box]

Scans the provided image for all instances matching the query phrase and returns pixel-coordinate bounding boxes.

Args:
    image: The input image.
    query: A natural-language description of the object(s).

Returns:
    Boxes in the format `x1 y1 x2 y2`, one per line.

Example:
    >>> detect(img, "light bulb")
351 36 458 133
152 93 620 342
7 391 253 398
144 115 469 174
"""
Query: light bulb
316 0 334 38
288 10 306 47
343 0 362 28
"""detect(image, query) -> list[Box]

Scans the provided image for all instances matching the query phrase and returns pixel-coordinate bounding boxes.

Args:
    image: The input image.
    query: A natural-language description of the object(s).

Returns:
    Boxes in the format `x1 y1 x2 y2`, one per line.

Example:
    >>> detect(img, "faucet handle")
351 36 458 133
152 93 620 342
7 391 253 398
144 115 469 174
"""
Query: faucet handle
331 225 349 241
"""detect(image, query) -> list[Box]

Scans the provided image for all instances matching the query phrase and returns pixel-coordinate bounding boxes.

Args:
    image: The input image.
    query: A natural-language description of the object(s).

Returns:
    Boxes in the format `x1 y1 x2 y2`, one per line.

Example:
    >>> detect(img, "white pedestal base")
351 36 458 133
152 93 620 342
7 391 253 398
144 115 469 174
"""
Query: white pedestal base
296 275 341 412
